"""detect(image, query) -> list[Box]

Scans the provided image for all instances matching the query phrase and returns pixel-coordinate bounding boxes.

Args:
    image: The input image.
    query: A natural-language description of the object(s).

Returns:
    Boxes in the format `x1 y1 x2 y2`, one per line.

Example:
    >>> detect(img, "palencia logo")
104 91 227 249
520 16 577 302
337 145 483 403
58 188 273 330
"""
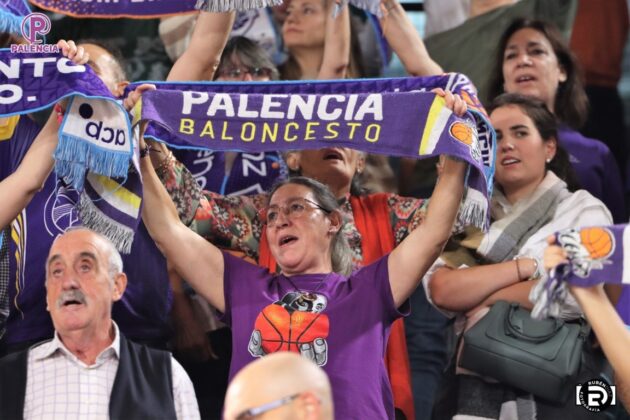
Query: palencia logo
576 379 616 412
62 98 129 152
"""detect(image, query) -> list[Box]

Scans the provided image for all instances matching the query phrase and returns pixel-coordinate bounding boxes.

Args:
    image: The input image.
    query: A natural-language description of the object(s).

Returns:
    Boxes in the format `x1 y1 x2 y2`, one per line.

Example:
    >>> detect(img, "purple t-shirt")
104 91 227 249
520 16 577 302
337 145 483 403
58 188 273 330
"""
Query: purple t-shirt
558 126 625 223
0 116 171 346
221 251 407 420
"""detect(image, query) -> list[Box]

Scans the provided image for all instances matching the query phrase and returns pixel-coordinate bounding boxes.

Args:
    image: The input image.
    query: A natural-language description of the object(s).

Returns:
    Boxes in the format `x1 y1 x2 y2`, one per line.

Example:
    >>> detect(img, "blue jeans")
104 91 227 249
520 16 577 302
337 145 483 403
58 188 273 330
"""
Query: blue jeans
404 285 451 420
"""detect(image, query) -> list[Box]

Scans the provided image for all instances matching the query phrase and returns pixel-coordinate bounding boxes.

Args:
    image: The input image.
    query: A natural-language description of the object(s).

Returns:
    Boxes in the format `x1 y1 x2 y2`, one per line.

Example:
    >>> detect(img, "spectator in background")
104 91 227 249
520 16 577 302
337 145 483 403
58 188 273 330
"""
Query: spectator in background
172 36 286 197
488 18 626 223
426 94 611 419
223 352 333 420
424 0 577 103
0 228 199 419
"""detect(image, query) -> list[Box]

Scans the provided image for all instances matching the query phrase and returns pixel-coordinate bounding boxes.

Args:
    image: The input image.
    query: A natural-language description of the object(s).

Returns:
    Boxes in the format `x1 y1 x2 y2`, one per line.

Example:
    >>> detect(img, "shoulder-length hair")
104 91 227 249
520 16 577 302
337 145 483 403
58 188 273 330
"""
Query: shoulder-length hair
487 18 589 129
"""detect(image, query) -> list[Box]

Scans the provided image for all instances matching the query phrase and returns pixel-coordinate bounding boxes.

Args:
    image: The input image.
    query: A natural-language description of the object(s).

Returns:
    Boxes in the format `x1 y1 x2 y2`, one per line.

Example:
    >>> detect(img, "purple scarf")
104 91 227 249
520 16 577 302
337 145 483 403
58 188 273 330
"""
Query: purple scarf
0 50 140 252
137 74 495 229
28 0 197 18
532 224 629 320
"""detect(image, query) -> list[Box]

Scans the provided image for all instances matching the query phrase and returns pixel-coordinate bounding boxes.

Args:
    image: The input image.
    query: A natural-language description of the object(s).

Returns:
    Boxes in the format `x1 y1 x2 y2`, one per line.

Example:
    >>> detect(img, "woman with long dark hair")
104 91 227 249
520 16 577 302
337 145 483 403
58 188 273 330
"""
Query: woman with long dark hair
427 94 612 419
488 18 625 222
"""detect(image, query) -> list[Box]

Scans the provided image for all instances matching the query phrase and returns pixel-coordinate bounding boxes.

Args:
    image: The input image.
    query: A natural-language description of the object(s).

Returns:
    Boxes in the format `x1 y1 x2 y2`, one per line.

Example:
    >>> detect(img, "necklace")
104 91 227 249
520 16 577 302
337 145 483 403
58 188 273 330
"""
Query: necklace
284 272 332 295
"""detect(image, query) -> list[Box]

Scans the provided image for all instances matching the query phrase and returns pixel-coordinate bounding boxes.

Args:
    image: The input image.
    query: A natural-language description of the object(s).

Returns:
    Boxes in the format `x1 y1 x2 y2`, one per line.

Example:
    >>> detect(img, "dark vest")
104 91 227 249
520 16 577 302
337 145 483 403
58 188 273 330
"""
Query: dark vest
0 334 177 420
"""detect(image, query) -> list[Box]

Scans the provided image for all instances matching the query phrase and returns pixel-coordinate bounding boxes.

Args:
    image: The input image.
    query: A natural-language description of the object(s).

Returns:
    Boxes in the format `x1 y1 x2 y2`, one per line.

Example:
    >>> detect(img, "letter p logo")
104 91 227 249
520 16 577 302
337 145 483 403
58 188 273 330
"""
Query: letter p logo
21 13 51 45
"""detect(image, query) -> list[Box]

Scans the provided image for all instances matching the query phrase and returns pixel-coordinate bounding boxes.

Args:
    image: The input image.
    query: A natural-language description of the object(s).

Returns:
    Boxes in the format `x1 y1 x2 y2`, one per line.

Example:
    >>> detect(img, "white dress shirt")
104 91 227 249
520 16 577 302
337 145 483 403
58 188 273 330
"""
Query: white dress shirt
23 322 200 420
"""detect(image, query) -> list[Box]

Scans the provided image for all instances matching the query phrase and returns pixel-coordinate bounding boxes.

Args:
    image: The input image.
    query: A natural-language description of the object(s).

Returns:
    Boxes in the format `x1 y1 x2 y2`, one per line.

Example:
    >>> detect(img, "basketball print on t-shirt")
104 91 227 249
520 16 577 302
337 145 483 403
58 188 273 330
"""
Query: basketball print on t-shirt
248 292 330 366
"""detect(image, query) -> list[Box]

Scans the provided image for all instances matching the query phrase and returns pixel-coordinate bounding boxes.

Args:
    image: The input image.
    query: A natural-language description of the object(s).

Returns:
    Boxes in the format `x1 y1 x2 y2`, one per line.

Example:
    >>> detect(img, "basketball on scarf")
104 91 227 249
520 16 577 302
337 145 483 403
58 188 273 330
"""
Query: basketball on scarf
253 304 329 354
580 227 614 259
450 122 473 145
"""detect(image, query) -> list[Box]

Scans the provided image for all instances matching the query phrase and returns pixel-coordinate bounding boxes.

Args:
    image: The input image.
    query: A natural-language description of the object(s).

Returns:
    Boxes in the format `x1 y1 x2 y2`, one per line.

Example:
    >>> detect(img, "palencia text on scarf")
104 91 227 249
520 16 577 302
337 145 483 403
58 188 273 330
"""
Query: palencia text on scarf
0 57 86 105
179 91 384 144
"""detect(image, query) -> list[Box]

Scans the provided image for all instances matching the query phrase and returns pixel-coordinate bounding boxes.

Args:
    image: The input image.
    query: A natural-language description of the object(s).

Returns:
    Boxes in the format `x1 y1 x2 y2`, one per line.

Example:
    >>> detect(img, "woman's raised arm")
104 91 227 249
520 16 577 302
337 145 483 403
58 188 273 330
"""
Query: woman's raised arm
167 11 236 81
318 0 351 79
379 0 442 76
126 85 227 311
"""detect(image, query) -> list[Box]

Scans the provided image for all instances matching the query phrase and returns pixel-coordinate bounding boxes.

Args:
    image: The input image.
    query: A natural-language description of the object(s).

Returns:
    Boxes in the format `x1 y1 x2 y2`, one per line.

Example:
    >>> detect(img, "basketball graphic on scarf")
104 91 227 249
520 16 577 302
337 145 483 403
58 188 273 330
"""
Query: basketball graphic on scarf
580 227 614 259
449 122 473 145
253 303 329 354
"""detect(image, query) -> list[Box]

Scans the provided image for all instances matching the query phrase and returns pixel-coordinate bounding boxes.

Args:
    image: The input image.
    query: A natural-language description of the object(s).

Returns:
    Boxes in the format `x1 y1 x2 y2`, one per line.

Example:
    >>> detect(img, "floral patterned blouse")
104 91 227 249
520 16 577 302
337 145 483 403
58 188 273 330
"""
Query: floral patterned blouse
159 158 430 270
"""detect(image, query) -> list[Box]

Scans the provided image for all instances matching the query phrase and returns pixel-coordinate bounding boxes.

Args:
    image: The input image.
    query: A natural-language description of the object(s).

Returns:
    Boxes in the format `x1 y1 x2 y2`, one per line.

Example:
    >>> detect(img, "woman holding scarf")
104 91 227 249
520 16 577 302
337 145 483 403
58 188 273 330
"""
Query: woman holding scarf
425 93 612 419
543 237 630 411
138 83 468 419
149 2 446 417
487 18 625 223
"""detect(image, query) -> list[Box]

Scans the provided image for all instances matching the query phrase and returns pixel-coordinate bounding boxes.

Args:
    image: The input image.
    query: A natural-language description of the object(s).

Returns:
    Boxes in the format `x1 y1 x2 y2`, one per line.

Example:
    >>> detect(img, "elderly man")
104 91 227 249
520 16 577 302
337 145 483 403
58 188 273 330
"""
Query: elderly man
223 352 333 420
0 228 199 419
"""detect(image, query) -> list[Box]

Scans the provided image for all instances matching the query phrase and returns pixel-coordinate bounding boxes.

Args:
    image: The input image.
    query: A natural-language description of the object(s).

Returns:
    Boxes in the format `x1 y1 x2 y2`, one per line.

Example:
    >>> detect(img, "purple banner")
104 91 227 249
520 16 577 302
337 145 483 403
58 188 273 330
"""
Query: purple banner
28 0 196 19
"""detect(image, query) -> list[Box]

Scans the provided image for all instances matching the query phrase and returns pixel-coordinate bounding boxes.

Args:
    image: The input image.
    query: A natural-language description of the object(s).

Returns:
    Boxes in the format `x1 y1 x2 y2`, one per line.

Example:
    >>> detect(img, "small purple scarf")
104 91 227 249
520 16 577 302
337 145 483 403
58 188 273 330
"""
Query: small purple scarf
532 224 628 320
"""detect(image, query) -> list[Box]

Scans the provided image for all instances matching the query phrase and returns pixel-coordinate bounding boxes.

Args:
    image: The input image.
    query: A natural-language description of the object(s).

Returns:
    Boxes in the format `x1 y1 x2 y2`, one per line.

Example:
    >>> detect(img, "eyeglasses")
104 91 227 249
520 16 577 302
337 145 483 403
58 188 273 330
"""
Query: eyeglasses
235 393 299 419
218 66 273 80
260 198 331 227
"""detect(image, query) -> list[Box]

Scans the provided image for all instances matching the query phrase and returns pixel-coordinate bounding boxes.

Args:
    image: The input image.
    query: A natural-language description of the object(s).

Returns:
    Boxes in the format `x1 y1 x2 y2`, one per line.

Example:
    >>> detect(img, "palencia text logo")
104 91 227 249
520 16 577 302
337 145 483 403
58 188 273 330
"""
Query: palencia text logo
11 13 59 53
575 378 616 412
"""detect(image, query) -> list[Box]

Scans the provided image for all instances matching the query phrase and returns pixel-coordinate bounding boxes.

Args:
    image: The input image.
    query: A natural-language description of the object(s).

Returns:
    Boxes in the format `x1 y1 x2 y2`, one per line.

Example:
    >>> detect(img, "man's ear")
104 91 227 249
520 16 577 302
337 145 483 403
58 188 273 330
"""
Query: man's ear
285 151 301 172
112 272 127 302
114 81 130 98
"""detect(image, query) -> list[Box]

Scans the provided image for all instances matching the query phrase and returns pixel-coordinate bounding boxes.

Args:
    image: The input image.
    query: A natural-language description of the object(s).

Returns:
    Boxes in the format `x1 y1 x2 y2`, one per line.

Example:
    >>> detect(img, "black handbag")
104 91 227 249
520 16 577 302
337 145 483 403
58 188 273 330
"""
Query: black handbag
459 300 591 403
